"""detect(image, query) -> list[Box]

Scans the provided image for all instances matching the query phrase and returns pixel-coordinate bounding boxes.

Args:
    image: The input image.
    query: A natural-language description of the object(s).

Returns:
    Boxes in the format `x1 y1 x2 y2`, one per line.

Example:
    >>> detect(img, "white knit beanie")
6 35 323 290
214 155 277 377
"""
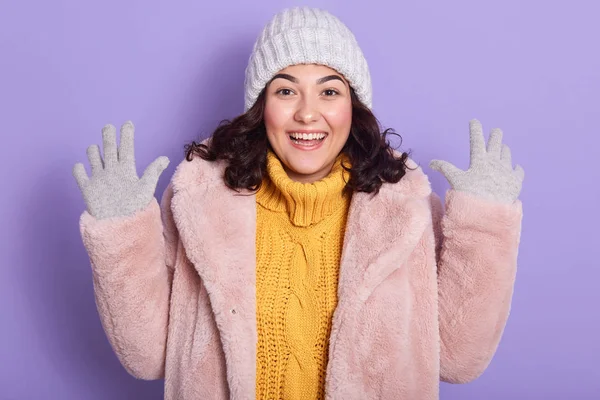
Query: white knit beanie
243 6 372 112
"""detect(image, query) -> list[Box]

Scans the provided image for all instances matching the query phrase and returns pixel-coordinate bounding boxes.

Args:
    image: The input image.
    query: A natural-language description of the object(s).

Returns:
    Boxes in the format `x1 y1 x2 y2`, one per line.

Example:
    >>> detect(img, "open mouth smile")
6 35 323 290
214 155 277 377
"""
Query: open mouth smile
287 131 328 150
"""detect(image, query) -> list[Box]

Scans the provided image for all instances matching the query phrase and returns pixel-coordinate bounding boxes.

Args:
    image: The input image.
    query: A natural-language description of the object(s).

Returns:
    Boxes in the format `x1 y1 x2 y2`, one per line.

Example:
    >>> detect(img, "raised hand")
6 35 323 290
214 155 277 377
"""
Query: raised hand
73 121 170 220
429 119 524 204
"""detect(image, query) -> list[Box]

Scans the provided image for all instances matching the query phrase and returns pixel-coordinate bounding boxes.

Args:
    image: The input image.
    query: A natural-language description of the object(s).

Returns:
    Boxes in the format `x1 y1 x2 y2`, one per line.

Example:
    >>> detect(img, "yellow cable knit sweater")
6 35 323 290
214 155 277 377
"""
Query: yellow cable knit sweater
255 150 352 400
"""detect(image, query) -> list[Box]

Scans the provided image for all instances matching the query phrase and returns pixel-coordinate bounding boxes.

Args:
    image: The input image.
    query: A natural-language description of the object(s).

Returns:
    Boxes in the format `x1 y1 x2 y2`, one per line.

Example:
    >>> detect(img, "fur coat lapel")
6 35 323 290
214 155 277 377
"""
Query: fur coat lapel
168 154 433 397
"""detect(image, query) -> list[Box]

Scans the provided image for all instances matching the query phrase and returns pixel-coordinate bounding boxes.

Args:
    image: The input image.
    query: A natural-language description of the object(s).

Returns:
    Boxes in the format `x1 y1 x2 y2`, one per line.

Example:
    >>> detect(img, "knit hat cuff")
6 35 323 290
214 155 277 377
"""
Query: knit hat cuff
244 27 372 111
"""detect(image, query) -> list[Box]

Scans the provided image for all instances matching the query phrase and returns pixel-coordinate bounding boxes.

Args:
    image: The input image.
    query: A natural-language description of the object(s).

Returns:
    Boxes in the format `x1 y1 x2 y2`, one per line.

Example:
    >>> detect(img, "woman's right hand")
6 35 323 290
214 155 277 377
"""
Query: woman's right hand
73 121 170 220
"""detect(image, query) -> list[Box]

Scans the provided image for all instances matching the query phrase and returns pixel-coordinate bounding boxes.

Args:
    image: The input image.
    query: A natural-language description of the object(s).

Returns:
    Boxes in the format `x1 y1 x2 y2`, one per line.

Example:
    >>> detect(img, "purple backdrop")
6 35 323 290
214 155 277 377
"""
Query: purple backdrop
1 0 598 399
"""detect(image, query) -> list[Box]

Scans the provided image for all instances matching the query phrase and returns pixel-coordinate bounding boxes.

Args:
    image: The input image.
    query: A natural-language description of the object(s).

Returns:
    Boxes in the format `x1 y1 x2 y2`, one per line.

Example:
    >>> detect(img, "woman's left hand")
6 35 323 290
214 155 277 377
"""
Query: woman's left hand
429 119 525 204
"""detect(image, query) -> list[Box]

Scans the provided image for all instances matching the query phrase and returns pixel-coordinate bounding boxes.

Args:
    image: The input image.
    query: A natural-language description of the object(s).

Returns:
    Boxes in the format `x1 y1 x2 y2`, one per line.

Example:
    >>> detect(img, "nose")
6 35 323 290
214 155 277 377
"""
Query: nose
294 96 320 124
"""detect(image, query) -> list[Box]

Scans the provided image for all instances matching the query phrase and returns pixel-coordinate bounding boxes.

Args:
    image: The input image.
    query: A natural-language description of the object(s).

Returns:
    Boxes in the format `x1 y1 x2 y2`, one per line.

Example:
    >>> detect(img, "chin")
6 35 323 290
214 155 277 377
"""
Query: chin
286 157 324 174
269 134 342 181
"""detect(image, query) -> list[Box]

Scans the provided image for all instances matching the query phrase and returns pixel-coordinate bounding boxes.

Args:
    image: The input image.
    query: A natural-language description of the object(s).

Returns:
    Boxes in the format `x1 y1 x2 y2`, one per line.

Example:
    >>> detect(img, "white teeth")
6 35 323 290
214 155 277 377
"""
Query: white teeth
289 132 327 140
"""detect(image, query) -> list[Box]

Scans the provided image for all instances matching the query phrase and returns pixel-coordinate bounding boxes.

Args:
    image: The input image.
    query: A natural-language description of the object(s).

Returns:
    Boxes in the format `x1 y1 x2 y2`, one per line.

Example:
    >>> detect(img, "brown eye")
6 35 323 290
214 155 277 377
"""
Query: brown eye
276 88 293 96
323 89 339 96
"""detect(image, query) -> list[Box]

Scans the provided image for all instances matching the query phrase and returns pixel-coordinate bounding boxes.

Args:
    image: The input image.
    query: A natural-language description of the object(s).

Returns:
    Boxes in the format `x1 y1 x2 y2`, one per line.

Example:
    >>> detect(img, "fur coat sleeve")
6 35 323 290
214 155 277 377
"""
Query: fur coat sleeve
430 189 523 383
78 183 179 380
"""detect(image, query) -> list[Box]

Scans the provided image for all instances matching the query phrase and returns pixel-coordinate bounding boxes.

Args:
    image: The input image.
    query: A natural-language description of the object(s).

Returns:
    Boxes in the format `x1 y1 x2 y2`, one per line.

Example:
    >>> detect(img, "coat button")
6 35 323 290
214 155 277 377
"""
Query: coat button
230 308 237 315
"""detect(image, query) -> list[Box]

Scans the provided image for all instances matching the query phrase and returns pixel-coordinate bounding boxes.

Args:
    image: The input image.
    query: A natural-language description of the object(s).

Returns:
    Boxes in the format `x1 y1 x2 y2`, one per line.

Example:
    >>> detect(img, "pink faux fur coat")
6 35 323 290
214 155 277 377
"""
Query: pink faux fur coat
79 154 523 399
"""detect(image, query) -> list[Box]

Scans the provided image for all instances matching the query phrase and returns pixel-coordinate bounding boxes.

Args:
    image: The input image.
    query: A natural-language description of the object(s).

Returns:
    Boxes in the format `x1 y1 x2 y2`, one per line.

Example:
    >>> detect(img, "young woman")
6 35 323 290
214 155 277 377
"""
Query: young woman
73 6 525 400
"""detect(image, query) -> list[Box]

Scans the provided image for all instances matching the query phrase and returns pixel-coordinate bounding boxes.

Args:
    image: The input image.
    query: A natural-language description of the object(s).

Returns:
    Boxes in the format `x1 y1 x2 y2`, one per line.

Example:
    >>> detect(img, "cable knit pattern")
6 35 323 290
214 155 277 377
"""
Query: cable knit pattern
244 6 372 111
255 150 352 399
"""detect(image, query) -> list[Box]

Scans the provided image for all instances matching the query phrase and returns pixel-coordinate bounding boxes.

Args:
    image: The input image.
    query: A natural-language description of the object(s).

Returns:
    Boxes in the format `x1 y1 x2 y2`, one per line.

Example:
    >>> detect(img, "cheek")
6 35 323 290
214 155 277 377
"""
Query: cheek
263 104 277 133
324 104 352 133
264 99 292 133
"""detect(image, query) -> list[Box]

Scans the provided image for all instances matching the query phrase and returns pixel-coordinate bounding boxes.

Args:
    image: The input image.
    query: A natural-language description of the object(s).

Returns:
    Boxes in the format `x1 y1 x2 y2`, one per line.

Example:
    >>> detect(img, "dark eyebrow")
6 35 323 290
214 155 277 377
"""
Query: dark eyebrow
316 75 345 85
269 73 298 84
269 73 345 85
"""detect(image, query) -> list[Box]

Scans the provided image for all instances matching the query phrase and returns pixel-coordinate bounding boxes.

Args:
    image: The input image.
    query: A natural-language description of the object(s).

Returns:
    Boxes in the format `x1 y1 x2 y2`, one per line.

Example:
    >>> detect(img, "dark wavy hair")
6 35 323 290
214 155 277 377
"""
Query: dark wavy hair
184 86 415 195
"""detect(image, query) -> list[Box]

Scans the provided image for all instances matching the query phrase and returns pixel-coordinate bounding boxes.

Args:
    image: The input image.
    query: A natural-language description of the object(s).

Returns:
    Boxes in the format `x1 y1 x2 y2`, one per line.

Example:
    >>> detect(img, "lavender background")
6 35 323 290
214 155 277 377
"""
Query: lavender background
1 0 598 399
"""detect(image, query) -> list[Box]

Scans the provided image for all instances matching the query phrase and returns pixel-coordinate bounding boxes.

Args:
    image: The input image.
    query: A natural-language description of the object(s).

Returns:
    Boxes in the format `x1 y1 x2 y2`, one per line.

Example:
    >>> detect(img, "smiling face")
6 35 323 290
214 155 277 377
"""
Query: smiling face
264 63 353 183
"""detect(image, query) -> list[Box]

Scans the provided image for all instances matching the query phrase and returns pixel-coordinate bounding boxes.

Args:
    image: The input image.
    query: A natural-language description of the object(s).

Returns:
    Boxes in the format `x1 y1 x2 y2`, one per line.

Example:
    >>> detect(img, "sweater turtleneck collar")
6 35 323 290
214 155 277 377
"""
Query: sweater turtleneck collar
255 149 352 227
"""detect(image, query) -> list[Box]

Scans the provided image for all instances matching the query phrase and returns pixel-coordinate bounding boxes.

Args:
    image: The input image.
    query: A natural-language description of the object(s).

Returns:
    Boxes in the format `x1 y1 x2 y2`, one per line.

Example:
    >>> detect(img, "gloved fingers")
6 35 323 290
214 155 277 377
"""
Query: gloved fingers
118 121 135 166
487 128 503 156
429 159 461 180
86 144 103 175
500 143 512 168
514 164 525 182
102 124 118 168
72 162 89 191
469 119 486 160
140 156 170 189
